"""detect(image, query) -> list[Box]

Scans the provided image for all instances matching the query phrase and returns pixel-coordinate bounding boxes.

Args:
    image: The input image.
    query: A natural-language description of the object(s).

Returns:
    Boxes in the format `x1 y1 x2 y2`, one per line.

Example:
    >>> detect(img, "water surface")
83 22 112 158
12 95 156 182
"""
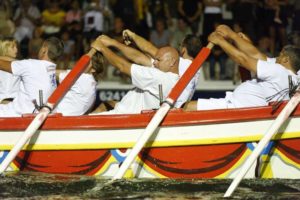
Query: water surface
1 172 300 199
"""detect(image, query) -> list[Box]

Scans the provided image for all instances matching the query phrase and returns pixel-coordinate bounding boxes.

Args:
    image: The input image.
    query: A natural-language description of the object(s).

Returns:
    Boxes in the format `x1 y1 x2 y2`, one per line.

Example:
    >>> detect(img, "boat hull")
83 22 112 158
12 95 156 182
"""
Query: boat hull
1 103 300 179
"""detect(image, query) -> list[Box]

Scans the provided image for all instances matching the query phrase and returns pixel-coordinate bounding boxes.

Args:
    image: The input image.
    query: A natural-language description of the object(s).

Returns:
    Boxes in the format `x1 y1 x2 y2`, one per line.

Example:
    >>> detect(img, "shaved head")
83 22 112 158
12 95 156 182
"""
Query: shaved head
153 47 179 73
159 46 179 59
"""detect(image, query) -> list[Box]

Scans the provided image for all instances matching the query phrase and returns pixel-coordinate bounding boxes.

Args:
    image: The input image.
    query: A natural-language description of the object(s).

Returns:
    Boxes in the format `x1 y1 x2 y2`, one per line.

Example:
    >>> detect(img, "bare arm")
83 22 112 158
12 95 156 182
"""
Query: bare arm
177 0 185 17
183 101 198 111
216 25 267 61
209 32 258 73
0 56 15 61
203 0 223 7
99 35 152 66
230 32 267 61
123 29 158 57
0 59 12 73
190 2 202 21
92 38 132 76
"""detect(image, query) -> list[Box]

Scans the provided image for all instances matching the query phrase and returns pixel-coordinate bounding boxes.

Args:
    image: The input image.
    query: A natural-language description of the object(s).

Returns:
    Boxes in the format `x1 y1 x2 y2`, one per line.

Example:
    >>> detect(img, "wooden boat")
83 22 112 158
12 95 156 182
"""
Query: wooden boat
1 102 300 179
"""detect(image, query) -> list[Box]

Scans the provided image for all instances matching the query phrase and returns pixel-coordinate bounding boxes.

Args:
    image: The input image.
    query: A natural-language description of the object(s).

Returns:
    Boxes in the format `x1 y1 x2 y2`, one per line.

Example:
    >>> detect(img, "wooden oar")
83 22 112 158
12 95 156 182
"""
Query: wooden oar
0 49 97 174
112 43 214 180
224 88 300 197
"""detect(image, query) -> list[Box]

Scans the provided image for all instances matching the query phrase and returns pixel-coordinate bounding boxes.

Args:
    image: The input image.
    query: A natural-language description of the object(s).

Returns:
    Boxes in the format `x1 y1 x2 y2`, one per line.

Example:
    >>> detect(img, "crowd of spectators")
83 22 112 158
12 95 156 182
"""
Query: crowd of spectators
0 0 299 82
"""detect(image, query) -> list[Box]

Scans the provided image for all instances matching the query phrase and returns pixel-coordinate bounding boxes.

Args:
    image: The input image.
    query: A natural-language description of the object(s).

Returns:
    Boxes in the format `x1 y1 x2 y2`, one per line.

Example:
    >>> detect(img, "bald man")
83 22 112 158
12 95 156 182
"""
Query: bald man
91 36 180 114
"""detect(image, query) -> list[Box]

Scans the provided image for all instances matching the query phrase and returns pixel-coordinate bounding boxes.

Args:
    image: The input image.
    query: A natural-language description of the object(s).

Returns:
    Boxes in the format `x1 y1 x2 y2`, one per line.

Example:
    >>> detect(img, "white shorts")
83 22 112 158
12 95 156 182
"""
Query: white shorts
0 103 20 117
197 92 236 110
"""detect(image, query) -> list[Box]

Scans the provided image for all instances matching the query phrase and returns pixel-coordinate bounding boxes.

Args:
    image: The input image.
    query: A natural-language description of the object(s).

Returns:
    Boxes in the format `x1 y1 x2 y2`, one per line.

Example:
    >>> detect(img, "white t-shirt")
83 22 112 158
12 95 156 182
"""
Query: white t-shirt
83 10 103 32
175 57 201 108
14 5 41 31
267 57 300 75
0 59 57 117
55 70 97 116
0 71 20 101
197 60 298 110
13 5 41 40
105 64 179 114
267 57 276 63
204 0 222 14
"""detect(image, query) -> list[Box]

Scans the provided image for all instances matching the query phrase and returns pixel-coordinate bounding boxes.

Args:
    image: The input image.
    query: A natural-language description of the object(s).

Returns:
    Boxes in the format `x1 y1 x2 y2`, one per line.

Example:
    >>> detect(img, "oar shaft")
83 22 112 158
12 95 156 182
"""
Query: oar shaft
113 102 171 179
0 109 50 173
224 90 300 197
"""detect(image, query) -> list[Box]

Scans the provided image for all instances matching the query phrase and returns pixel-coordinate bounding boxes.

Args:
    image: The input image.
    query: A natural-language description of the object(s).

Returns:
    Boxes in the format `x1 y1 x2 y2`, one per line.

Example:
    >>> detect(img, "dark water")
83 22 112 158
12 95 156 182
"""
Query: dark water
1 172 300 199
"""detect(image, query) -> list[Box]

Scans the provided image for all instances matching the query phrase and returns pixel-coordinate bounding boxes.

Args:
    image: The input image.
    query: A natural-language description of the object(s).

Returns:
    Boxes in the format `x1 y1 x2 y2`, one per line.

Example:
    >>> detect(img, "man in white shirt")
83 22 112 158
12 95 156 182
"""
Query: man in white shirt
55 72 96 116
185 25 300 110
0 37 64 117
55 52 104 116
13 0 41 42
83 2 103 35
115 30 203 108
91 36 180 114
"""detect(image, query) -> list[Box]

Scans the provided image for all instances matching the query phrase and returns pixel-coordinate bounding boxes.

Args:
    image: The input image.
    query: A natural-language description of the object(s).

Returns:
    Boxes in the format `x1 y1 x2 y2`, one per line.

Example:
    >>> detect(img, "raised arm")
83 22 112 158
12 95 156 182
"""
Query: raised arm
216 25 267 61
209 32 258 73
92 37 132 76
177 0 186 19
123 29 158 57
99 35 152 66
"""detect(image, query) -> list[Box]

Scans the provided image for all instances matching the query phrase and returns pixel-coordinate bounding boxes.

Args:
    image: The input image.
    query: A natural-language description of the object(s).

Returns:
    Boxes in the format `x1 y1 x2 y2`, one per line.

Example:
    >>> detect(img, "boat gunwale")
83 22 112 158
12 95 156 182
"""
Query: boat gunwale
0 102 299 130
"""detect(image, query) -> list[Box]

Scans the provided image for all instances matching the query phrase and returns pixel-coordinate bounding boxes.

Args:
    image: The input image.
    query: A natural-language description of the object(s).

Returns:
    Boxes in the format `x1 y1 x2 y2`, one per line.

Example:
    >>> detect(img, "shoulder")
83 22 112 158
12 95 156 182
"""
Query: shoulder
257 59 284 71
25 59 56 69
59 70 69 81
131 63 178 78
179 57 192 67
131 63 148 70
266 57 276 63
131 63 156 75
12 59 33 66
179 57 192 74
21 59 53 65
79 73 94 81
257 59 291 78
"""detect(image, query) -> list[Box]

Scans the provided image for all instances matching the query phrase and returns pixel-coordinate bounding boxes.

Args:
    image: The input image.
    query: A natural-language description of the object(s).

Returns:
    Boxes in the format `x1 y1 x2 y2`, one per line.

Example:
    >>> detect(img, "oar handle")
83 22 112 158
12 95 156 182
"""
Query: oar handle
167 43 214 104
207 42 214 50
47 48 97 109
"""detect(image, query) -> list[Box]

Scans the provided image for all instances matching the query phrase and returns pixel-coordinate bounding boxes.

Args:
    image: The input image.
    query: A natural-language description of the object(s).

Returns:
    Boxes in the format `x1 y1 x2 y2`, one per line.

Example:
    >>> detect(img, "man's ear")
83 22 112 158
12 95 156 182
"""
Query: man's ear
282 55 290 64
171 58 176 66
44 47 49 55
180 47 186 56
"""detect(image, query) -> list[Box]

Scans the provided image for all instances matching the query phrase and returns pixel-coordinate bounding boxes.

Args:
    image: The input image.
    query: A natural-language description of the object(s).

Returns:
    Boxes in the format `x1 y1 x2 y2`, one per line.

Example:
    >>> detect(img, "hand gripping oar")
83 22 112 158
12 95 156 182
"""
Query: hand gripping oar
224 88 300 197
0 48 97 174
112 43 214 180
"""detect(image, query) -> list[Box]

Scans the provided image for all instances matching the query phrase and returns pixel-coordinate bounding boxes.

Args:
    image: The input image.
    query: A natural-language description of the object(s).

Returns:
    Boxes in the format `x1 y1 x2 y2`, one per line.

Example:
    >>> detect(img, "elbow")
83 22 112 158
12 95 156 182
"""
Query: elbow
119 61 132 76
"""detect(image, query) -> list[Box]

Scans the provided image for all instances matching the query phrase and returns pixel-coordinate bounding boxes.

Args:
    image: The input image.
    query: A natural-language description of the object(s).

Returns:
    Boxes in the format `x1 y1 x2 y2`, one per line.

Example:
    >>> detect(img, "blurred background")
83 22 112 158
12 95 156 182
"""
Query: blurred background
0 0 299 83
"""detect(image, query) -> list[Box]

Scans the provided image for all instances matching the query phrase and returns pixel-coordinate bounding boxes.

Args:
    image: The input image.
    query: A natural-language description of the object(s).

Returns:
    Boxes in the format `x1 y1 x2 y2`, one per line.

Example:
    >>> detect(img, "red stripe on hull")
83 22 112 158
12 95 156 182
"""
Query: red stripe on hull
13 150 111 175
9 144 247 178
277 139 300 164
139 144 246 178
